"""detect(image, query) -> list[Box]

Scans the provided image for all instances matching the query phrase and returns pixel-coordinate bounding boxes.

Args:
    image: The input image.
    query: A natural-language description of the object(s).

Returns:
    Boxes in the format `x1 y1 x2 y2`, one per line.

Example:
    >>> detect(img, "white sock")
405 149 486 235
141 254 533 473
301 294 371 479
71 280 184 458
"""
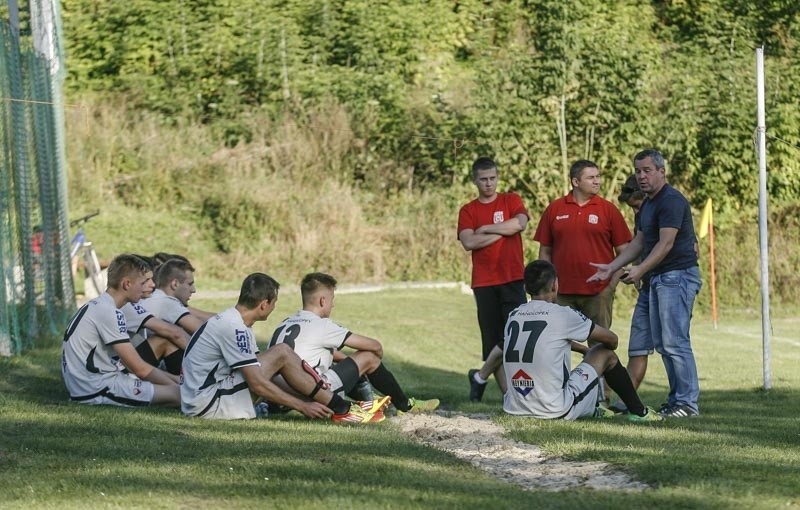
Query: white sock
474 372 488 385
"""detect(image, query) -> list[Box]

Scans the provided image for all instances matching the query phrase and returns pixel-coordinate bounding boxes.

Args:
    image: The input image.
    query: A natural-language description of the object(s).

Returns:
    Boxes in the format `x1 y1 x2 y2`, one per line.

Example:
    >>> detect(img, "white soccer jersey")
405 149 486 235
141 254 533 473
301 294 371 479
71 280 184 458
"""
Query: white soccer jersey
502 300 593 418
141 289 190 326
61 293 130 399
180 307 260 419
268 310 350 375
121 301 153 337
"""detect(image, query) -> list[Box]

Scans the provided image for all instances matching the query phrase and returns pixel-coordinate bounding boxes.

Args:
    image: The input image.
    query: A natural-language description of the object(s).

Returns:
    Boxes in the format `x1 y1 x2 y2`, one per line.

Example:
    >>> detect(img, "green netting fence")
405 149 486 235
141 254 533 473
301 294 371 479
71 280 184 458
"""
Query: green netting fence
0 1 73 356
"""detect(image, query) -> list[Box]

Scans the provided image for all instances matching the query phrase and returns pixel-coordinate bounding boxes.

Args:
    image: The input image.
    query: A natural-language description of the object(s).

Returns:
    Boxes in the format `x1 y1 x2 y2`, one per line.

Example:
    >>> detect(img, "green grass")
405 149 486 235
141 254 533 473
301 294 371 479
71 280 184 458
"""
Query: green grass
2 288 799 509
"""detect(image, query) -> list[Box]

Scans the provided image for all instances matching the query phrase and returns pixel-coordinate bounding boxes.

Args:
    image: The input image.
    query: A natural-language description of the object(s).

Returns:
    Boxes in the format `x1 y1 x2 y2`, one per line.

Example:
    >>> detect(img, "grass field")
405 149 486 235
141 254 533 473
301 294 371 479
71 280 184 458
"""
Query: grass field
1 287 799 509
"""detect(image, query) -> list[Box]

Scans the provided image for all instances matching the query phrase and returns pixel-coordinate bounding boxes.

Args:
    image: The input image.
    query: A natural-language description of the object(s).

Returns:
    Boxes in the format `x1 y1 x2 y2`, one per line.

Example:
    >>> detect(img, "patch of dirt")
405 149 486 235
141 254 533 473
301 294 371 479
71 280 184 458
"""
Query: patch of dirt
392 411 648 492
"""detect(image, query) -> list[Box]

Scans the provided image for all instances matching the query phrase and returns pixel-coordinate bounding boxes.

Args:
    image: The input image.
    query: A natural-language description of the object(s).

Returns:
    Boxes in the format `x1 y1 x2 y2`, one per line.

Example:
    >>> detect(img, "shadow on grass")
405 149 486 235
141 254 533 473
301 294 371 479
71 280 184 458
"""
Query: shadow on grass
2 348 799 509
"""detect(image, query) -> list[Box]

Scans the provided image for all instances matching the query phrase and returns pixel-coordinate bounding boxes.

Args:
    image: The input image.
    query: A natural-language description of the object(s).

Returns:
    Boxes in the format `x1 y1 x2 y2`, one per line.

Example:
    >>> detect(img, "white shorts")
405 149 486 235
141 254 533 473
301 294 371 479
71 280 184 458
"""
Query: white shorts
561 362 602 421
77 373 154 407
190 372 255 420
321 369 344 394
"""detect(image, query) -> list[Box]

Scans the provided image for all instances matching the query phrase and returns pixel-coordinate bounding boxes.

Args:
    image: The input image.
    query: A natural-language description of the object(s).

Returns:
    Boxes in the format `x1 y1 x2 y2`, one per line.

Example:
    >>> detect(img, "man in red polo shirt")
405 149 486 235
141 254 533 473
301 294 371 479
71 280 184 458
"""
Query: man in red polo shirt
534 159 631 331
458 157 529 402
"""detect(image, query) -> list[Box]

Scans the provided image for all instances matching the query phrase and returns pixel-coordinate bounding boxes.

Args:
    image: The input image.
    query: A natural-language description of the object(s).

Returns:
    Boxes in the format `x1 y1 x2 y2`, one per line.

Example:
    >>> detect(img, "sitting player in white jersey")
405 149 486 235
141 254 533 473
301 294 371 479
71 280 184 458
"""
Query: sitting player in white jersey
180 272 384 423
120 255 190 376
268 272 439 415
61 254 180 408
502 260 661 422
151 252 216 321
136 257 210 374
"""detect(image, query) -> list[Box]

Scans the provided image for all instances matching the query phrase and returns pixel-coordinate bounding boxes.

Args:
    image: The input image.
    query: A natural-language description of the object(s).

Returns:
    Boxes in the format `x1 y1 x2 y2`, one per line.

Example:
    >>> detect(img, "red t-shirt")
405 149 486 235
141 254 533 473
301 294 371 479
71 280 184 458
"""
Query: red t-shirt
458 192 528 288
533 193 632 295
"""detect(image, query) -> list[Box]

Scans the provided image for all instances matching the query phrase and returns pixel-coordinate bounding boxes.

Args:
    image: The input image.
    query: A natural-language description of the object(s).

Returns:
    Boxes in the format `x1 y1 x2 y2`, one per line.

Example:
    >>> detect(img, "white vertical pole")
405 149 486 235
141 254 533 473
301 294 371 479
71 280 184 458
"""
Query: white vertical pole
755 46 772 390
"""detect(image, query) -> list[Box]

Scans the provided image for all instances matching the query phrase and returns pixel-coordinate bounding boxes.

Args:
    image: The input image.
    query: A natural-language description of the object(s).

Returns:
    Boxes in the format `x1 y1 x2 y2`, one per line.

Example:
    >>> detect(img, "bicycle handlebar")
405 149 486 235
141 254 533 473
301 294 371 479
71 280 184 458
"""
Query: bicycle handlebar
69 210 100 228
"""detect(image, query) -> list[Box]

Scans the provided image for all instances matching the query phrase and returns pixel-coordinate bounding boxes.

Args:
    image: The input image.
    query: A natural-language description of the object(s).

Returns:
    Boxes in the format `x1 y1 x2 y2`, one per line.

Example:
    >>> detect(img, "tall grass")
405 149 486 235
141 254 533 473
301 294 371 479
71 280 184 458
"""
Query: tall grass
64 97 799 308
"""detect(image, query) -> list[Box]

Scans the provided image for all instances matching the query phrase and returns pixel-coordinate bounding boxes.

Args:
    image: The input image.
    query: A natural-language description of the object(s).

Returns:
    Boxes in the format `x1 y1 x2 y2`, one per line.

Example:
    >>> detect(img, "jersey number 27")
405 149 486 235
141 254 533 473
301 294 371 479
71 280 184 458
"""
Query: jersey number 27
504 320 546 363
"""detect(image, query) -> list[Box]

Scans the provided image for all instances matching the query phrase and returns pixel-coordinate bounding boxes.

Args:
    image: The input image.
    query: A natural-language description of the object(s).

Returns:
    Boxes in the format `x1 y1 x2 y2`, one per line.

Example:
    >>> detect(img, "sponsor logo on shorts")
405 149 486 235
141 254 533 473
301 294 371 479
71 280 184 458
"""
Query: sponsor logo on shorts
133 378 142 396
511 369 534 397
575 366 589 381
588 214 599 224
493 211 505 224
235 329 251 354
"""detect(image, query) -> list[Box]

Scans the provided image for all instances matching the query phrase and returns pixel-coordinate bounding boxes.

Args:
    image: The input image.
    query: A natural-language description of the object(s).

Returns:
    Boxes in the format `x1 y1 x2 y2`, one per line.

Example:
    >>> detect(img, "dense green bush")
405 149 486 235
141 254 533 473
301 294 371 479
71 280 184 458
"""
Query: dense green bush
56 1 799 307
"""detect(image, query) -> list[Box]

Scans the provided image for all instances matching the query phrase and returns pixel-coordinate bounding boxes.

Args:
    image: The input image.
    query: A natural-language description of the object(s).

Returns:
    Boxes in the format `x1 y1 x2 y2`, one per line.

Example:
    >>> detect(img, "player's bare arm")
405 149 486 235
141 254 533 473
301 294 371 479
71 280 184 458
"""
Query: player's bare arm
177 313 206 335
538 245 552 262
114 342 179 385
587 231 645 282
142 316 190 349
239 365 331 419
477 213 528 236
458 228 502 251
587 324 619 350
188 305 215 321
570 341 589 355
343 333 384 359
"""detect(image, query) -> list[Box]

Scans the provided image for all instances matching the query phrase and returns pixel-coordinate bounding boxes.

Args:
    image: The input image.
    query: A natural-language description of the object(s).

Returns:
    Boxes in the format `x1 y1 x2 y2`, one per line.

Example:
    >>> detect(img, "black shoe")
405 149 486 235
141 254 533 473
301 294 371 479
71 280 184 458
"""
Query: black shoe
468 368 487 402
658 404 698 418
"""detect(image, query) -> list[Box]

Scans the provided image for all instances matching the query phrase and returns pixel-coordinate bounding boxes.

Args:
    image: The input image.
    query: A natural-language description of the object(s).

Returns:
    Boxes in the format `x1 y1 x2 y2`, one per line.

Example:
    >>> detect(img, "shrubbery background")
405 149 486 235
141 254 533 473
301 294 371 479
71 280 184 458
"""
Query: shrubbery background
59 1 800 310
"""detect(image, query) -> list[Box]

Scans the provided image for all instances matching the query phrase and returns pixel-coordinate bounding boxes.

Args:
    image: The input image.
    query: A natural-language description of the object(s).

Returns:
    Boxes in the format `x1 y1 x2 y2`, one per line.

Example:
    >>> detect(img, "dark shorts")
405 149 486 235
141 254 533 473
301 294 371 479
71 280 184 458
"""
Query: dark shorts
556 282 617 330
473 280 526 360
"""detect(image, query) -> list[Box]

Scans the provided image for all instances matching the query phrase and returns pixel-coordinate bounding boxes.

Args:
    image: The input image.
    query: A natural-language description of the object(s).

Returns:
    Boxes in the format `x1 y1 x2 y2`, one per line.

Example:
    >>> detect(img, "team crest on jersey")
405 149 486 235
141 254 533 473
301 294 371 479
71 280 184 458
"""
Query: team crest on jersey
588 214 599 224
235 329 252 354
511 369 535 396
493 211 504 223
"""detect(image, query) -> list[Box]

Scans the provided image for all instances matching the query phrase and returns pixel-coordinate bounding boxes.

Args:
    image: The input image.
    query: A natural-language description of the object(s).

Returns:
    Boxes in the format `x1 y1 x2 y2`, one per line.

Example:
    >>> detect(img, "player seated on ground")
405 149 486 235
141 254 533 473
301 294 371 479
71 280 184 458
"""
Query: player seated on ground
151 252 216 321
136 257 210 374
268 272 440 416
61 254 181 408
119 255 190 375
180 272 384 423
502 260 661 422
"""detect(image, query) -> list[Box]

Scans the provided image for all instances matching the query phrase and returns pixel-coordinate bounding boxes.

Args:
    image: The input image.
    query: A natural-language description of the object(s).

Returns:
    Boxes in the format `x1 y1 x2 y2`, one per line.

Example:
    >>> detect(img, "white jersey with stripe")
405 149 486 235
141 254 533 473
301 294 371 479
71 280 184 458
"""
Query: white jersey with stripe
121 301 153 338
141 289 190 325
61 292 130 399
268 310 350 375
180 306 260 418
502 299 593 418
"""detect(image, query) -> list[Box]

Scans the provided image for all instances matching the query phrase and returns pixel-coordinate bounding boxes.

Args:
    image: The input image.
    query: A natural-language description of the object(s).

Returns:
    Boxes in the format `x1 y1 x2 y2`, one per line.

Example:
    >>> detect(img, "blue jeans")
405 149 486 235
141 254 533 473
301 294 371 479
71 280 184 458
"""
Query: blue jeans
628 287 654 357
649 267 702 413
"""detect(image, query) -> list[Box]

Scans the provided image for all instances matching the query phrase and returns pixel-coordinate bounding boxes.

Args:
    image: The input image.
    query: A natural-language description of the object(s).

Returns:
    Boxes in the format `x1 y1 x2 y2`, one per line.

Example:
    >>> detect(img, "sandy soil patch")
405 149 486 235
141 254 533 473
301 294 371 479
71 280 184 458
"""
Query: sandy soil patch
392 411 648 492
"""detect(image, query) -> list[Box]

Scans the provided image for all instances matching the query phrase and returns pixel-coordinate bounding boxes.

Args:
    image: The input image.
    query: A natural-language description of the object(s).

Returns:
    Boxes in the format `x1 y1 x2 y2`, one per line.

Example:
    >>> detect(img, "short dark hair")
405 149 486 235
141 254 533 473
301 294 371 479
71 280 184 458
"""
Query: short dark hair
237 273 280 309
633 149 665 170
618 174 642 203
131 254 155 271
152 252 190 268
471 157 497 179
524 260 557 296
106 254 149 290
569 159 598 182
155 258 195 288
301 272 338 306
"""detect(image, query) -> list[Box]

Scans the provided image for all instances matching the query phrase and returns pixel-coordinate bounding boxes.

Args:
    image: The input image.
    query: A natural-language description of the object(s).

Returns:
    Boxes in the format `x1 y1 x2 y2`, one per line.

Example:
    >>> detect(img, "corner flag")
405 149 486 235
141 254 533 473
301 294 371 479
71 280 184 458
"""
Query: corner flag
698 198 712 239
